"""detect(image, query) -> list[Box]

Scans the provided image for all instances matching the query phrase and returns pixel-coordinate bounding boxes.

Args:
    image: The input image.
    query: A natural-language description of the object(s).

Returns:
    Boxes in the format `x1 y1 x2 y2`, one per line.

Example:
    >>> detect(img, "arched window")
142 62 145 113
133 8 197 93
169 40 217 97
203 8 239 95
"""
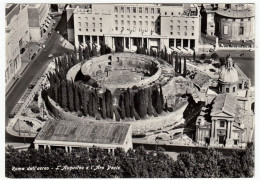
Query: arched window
239 27 244 35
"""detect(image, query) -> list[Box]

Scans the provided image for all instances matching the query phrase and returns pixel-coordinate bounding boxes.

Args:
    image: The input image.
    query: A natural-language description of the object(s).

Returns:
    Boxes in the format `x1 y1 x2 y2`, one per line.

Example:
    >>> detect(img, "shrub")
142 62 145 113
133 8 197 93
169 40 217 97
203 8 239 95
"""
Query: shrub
200 54 206 60
78 111 83 117
212 63 221 68
31 107 40 113
25 120 33 127
34 93 39 101
36 116 46 122
203 60 212 64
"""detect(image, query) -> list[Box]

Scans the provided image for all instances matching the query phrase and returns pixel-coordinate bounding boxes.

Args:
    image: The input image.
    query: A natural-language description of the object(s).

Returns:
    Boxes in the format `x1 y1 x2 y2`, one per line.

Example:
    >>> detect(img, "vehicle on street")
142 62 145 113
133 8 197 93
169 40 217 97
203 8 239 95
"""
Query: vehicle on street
48 54 53 58
28 84 35 89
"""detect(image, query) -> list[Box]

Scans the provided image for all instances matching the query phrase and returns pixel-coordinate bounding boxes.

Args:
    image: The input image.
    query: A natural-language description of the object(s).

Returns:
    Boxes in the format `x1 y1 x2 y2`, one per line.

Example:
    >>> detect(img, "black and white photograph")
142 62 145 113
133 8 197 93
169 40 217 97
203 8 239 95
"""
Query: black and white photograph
3 1 257 178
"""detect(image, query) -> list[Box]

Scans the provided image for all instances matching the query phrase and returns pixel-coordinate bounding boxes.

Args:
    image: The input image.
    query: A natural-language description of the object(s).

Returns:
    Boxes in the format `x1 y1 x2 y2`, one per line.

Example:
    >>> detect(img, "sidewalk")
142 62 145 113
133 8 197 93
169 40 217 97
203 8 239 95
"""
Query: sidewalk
6 16 59 96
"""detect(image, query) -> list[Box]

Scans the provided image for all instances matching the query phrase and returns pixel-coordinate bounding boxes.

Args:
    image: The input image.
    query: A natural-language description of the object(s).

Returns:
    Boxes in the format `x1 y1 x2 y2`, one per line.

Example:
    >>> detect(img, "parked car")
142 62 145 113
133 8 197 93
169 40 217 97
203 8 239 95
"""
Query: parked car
31 53 37 60
209 48 214 52
28 84 35 89
48 54 53 58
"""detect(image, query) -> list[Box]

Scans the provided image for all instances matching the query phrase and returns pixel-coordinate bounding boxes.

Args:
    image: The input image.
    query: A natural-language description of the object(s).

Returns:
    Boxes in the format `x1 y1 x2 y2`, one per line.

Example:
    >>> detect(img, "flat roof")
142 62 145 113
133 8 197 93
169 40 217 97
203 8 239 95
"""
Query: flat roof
216 8 254 18
35 120 131 145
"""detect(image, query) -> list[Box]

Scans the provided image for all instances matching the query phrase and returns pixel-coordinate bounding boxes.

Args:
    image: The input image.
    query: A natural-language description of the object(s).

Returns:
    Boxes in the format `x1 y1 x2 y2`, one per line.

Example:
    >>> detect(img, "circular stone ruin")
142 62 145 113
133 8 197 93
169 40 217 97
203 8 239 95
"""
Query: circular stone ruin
46 52 189 134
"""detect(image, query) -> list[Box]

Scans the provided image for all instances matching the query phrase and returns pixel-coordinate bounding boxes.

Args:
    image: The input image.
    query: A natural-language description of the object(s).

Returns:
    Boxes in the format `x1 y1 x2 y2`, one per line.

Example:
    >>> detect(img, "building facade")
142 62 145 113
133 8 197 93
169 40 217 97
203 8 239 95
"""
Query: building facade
67 3 201 52
5 4 29 84
27 4 50 42
200 4 254 41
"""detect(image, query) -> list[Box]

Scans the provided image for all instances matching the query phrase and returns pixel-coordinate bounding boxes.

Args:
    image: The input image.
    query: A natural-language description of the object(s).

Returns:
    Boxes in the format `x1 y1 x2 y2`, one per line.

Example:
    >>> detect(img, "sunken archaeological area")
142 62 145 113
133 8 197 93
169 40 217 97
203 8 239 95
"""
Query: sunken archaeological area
43 53 198 134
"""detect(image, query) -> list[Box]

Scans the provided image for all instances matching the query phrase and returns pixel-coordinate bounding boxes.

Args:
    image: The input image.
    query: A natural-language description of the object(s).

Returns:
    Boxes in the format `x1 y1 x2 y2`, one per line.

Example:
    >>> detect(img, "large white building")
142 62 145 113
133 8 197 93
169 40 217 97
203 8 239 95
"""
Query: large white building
27 4 51 42
5 4 30 84
67 3 201 52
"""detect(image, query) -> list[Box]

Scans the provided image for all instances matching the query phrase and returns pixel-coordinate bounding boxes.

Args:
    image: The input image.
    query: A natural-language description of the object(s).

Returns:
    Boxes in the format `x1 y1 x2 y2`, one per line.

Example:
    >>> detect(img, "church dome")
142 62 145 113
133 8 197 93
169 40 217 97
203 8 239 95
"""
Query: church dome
219 56 239 83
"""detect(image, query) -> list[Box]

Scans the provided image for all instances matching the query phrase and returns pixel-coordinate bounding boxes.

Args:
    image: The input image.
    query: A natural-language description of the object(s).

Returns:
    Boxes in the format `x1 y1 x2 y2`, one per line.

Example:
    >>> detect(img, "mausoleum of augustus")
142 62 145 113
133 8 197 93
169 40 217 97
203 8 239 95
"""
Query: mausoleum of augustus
42 53 194 135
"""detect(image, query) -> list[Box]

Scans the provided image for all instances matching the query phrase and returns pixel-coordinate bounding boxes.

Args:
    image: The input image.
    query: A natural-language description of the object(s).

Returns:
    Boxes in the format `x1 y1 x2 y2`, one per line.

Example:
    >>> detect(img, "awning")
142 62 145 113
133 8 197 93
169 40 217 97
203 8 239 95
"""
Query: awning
47 15 52 20
43 26 48 31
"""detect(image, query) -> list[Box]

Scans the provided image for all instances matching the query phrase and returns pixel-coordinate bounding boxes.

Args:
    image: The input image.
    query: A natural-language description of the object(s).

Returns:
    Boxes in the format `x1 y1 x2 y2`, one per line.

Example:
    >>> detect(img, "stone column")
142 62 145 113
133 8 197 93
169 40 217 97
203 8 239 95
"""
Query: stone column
211 119 214 138
75 35 79 49
83 35 86 47
174 39 176 48
129 37 131 49
214 120 217 139
112 37 115 51
141 38 144 47
124 37 126 50
147 38 149 50
227 121 230 139
188 39 191 49
181 39 183 48
43 145 46 150
90 35 93 45
229 121 233 139
97 36 100 45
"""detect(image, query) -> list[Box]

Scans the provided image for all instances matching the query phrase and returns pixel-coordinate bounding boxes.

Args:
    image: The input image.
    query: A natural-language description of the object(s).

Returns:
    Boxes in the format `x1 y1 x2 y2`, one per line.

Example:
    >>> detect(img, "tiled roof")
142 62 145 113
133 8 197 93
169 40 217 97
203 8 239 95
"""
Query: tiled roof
192 72 211 89
36 120 131 145
216 8 254 18
211 94 237 117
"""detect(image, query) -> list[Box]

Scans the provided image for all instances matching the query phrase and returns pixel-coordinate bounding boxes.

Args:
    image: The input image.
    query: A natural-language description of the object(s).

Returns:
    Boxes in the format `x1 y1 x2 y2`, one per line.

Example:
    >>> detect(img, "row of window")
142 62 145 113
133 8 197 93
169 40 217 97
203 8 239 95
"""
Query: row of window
115 20 159 26
114 6 160 14
170 32 195 36
170 20 195 24
224 17 251 22
77 16 102 21
170 25 195 31
78 22 102 28
78 28 102 33
223 25 244 35
114 27 160 33
115 14 157 19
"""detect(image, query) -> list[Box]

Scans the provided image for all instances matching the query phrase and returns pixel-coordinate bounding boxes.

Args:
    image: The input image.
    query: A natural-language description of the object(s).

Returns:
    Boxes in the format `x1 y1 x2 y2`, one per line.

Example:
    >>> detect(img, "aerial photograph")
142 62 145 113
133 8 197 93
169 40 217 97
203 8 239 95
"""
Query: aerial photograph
5 2 255 178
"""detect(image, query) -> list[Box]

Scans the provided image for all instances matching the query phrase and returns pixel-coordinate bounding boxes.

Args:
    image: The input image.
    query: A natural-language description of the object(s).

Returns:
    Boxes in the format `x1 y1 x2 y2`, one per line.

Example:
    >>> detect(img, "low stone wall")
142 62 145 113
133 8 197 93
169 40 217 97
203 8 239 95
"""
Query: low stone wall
46 96 187 134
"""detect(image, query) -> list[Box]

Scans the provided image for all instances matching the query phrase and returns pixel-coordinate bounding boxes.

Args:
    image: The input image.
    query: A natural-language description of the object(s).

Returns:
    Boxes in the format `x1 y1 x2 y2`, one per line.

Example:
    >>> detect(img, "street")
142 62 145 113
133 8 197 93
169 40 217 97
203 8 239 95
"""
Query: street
5 30 72 143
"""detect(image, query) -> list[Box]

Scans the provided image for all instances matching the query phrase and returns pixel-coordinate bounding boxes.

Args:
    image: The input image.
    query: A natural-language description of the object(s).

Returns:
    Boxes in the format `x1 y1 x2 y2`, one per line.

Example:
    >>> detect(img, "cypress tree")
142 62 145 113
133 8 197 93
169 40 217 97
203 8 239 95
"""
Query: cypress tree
60 80 67 108
82 87 88 116
175 53 178 72
119 95 126 120
138 89 146 118
147 87 153 116
159 84 164 111
183 56 187 77
105 89 113 119
129 90 134 118
79 46 83 62
101 93 107 119
124 88 131 118
156 86 162 114
179 57 182 74
67 81 74 112
193 50 196 61
74 84 80 112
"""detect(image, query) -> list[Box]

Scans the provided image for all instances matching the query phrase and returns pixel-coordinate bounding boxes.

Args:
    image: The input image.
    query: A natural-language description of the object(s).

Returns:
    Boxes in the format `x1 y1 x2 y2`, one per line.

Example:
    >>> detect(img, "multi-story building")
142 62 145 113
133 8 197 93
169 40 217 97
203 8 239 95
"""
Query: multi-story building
27 4 50 42
67 3 201 52
200 4 255 41
5 4 29 84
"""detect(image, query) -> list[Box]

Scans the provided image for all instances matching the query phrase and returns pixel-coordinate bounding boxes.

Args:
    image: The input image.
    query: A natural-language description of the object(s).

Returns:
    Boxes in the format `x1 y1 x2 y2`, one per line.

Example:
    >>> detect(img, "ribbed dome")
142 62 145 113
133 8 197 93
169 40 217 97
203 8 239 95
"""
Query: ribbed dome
219 56 239 83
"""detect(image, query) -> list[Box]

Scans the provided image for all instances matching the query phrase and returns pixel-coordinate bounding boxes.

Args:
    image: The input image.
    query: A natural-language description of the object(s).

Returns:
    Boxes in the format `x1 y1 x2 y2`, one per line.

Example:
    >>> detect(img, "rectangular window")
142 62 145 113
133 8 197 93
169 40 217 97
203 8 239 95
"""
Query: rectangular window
171 32 173 35
100 18 102 21
192 32 194 36
114 6 118 12
133 21 136 26
185 21 187 24
86 29 88 32
239 27 244 35
79 28 81 31
145 21 148 26
171 12 174 15
139 7 142 13
115 15 118 18
177 26 180 31
192 21 194 24
78 17 81 20
121 7 124 13
165 12 167 15
100 29 102 32
115 20 118 25
115 27 118 31
192 26 194 30
121 20 124 25
170 25 173 30
92 17 95 21
178 20 180 23
127 7 130 13
185 26 187 30
220 121 225 127
185 32 187 36
226 87 229 93
178 32 180 35
151 8 154 14
139 16 142 19
86 22 88 27
127 20 130 26
133 7 136 13
157 8 160 13
233 87 236 92
145 7 148 13
133 15 136 18
78 22 81 26
170 20 173 23
100 23 102 28
93 23 95 28
127 15 130 18
85 17 88 20
151 21 154 26
93 29 95 32
224 25 228 35
139 21 142 26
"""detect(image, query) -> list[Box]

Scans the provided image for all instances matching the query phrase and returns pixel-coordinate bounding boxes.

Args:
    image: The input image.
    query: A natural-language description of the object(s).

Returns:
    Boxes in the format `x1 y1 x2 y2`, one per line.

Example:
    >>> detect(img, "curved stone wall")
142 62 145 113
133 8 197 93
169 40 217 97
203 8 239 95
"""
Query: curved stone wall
66 63 82 82
46 96 187 134
80 53 162 89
